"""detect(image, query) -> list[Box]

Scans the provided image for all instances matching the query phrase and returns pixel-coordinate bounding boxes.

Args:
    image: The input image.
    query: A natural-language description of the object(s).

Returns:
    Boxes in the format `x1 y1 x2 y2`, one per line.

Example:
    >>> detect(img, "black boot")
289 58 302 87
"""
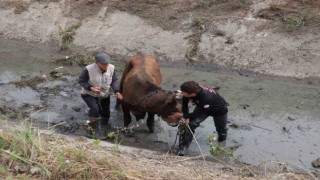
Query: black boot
100 116 109 126
214 114 228 142
218 132 227 142
85 117 100 139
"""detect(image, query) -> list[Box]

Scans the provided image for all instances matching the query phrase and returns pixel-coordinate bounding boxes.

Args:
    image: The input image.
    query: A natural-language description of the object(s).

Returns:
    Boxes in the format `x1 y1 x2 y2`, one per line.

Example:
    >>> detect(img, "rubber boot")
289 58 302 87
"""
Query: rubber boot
218 132 227 142
100 117 110 136
217 128 227 142
100 117 110 126
85 117 100 139
177 125 193 156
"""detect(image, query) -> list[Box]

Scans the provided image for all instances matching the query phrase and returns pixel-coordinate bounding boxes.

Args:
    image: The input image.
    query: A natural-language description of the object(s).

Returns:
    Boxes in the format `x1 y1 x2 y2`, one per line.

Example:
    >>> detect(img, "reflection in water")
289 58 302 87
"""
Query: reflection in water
0 38 64 73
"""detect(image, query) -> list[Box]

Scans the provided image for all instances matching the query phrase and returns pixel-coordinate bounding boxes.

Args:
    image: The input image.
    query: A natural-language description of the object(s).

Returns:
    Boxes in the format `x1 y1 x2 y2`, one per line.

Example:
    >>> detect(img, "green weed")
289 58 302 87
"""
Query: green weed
208 135 234 157
285 16 305 31
185 16 206 65
107 130 122 154
58 21 82 51
0 165 7 175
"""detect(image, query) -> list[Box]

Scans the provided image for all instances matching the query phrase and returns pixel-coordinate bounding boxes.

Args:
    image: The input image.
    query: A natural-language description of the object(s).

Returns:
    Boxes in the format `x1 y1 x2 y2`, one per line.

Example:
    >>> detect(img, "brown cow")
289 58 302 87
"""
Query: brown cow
119 54 183 133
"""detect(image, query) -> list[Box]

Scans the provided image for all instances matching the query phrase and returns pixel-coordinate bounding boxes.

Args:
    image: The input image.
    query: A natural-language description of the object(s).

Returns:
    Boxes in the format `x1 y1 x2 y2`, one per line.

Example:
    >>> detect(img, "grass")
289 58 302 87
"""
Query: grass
58 21 82 51
2 1 29 14
284 16 305 31
196 0 249 10
13 75 46 89
51 53 125 71
0 117 317 179
259 3 320 32
0 123 128 179
52 54 94 67
208 135 234 157
185 16 206 65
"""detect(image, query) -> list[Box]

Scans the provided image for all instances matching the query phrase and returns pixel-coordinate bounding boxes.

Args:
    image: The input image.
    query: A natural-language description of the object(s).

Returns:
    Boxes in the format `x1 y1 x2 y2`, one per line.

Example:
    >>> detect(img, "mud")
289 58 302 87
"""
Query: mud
1 0 320 83
1 38 319 175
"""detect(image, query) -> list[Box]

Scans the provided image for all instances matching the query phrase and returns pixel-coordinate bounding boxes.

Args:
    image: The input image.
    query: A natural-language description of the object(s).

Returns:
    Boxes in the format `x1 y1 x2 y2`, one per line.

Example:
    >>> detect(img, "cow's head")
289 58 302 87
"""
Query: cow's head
160 90 183 127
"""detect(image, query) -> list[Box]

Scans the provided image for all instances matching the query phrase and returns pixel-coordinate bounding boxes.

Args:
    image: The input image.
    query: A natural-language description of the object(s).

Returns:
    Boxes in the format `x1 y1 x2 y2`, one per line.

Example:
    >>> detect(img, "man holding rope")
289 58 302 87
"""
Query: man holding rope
178 81 229 156
79 52 123 137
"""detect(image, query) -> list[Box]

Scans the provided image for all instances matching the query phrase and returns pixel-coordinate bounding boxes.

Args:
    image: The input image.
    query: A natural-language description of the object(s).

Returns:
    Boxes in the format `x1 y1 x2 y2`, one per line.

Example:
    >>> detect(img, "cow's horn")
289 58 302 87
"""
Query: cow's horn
174 90 182 100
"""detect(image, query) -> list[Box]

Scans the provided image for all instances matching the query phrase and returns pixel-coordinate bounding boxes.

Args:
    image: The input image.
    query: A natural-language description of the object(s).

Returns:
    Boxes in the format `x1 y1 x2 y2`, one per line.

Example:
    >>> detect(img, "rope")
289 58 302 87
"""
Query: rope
171 124 181 150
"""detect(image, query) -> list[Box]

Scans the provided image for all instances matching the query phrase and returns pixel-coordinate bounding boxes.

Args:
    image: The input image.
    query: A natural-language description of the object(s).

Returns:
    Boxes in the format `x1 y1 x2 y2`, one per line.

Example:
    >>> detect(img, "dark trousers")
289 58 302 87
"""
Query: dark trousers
81 94 110 118
179 108 228 148
189 112 228 135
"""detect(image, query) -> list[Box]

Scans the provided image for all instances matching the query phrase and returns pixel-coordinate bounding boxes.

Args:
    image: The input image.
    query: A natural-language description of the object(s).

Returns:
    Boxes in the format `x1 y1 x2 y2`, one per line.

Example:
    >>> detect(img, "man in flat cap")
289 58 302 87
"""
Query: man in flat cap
79 53 123 137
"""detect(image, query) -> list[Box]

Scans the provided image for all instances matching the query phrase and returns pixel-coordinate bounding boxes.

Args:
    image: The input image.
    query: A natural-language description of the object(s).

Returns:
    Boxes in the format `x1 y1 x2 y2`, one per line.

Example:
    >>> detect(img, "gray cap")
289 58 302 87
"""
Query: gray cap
95 53 111 64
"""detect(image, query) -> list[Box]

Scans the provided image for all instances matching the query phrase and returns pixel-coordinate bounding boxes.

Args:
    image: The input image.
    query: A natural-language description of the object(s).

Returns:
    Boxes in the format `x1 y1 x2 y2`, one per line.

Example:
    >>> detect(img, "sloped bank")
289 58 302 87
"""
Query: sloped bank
0 120 316 179
0 0 320 84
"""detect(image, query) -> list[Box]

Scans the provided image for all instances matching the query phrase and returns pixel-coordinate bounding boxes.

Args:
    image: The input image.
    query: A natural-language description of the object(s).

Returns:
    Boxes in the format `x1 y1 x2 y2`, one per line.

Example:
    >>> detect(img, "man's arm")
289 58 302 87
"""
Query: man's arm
188 98 211 120
78 68 92 91
182 97 190 119
110 71 120 93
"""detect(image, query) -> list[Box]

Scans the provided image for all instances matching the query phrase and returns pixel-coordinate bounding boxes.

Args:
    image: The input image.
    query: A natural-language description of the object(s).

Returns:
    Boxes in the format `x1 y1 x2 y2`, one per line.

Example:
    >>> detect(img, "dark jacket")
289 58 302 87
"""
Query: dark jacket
182 85 228 120
78 68 120 93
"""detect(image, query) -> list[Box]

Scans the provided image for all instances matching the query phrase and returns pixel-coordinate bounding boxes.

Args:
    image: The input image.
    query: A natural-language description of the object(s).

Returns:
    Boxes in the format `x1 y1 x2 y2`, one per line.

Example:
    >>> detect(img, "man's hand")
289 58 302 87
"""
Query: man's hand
116 92 123 100
91 86 101 94
167 112 183 121
182 118 190 125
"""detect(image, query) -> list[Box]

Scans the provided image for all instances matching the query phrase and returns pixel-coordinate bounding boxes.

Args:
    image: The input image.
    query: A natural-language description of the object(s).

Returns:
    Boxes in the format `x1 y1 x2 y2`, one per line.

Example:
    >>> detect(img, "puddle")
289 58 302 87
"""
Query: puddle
0 38 319 172
0 84 41 108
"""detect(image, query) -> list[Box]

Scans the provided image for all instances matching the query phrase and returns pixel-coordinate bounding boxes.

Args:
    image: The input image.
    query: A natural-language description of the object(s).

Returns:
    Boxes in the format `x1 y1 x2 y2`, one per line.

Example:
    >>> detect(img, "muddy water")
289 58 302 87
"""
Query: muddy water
0 39 319 172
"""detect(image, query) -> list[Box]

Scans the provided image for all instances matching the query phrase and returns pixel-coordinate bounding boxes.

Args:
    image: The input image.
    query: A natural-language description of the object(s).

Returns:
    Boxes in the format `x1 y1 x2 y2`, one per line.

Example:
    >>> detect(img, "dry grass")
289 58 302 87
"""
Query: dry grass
0 124 130 179
51 54 94 67
256 0 320 32
13 75 46 89
185 17 206 65
0 123 228 180
0 0 29 14
0 117 318 180
58 22 82 51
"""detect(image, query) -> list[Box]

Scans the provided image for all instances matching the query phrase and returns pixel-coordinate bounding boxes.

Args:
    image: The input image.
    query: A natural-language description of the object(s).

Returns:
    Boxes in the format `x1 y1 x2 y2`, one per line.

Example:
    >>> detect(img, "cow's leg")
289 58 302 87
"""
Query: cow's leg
134 111 146 121
146 112 155 133
100 97 110 124
122 104 132 129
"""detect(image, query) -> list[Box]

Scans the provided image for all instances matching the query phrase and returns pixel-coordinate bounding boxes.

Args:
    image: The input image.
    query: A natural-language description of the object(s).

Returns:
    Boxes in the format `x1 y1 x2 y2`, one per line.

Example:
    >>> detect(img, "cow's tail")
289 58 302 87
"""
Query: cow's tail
116 58 134 110
120 58 134 93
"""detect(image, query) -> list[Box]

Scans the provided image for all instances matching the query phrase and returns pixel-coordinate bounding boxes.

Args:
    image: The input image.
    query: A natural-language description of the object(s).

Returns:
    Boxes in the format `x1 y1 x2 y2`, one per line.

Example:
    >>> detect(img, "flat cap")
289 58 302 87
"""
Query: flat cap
95 53 111 64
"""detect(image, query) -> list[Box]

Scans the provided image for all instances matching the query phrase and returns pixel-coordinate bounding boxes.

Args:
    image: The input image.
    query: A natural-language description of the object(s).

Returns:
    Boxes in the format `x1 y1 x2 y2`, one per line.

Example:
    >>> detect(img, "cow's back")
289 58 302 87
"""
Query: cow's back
129 54 161 85
120 54 182 131
122 54 161 88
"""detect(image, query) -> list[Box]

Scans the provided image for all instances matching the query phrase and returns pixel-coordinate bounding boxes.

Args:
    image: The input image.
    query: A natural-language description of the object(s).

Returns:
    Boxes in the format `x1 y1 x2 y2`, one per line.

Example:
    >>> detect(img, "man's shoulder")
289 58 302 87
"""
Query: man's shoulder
85 63 96 69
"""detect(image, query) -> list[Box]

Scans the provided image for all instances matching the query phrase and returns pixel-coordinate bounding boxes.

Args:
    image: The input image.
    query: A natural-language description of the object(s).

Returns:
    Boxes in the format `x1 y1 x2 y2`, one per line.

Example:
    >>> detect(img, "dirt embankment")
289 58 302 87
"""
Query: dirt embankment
0 0 320 83
1 1 320 178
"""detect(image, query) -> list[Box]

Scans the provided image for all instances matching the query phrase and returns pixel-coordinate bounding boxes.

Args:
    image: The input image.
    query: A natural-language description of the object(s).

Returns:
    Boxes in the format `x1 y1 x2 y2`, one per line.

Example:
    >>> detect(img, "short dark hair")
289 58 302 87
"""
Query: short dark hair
180 81 201 94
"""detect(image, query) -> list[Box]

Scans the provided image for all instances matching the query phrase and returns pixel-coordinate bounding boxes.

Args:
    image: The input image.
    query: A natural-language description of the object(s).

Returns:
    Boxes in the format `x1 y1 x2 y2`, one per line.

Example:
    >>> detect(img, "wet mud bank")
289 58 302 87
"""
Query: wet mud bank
0 39 320 177
161 60 320 86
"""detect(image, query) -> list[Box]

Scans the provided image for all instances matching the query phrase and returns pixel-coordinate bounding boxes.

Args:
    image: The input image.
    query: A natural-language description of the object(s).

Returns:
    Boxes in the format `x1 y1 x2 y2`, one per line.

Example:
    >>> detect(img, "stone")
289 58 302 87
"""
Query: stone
30 166 42 175
311 158 320 168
